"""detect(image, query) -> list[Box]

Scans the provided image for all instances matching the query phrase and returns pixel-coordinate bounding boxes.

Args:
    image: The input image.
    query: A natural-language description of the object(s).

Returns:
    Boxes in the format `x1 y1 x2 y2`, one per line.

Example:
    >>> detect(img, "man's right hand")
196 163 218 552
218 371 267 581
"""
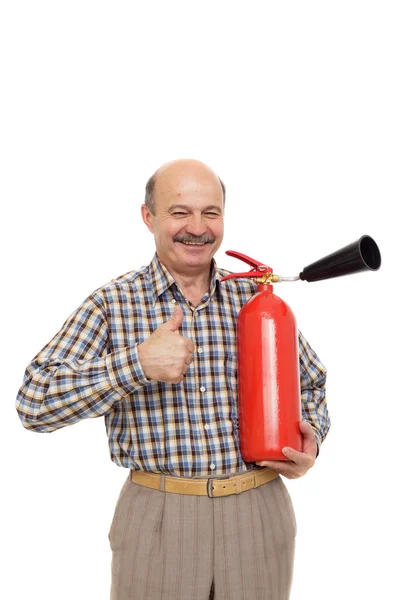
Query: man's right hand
137 305 194 383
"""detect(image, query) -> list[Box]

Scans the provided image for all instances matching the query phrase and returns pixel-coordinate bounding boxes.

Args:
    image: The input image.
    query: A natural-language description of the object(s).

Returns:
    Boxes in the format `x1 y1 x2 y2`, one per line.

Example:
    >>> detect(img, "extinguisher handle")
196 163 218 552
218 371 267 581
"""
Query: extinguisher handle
221 250 273 282
225 250 269 270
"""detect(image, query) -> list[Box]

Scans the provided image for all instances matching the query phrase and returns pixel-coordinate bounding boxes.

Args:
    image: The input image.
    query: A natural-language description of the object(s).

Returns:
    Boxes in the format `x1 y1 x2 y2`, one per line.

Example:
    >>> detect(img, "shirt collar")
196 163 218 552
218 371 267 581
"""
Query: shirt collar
209 258 222 297
147 254 177 302
147 254 222 304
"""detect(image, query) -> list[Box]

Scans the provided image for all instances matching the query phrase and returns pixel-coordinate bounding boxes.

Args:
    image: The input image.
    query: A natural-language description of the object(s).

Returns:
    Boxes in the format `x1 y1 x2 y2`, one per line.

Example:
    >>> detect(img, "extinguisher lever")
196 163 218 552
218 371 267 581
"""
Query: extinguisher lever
225 250 270 270
221 250 273 282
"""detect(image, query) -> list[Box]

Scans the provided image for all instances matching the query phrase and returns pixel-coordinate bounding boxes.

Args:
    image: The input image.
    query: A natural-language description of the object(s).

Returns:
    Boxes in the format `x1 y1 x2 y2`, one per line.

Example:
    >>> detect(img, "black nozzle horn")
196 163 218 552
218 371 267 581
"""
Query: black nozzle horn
299 235 381 282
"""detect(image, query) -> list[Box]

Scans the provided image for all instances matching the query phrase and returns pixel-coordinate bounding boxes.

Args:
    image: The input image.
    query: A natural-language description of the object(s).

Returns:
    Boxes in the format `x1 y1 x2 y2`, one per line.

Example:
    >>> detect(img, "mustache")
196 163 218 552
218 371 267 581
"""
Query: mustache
174 233 215 244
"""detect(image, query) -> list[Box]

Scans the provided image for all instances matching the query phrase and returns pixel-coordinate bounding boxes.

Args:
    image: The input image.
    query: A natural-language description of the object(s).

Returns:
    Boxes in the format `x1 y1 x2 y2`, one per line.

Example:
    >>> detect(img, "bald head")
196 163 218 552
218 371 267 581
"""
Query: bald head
141 158 225 277
145 159 225 215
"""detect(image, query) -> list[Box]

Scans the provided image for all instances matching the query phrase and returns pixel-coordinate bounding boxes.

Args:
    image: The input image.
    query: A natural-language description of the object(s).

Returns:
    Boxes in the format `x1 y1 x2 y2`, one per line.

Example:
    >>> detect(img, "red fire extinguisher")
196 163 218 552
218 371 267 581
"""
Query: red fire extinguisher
221 236 382 462
221 251 302 462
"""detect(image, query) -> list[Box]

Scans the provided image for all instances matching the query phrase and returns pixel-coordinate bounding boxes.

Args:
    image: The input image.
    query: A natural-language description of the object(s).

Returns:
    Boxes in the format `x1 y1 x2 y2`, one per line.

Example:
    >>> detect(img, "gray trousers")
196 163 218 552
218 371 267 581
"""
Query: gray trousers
109 474 296 600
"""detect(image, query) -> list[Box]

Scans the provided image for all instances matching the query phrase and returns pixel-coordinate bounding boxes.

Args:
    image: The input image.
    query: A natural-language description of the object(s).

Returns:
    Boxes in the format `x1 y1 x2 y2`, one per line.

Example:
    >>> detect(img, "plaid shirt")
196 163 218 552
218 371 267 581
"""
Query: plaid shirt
16 254 330 477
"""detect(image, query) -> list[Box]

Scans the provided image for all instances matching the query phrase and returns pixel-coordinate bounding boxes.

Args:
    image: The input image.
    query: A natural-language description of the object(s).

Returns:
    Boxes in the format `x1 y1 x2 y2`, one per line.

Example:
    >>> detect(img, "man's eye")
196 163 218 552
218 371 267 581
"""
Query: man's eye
172 212 188 216
205 212 219 217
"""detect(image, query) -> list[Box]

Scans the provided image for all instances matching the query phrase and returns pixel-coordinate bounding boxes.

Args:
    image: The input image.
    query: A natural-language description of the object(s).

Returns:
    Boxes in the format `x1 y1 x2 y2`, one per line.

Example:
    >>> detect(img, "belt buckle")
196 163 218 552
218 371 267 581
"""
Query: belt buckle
207 478 215 498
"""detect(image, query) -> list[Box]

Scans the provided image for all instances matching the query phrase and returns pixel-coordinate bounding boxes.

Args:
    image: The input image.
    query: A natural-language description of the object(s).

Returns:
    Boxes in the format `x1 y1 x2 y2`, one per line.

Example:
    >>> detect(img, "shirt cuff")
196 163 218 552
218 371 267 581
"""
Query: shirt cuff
106 345 149 396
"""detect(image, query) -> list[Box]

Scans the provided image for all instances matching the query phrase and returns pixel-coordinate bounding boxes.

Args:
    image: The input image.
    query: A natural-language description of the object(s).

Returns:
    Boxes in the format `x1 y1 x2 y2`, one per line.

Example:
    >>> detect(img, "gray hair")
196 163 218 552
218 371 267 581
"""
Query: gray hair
144 172 226 215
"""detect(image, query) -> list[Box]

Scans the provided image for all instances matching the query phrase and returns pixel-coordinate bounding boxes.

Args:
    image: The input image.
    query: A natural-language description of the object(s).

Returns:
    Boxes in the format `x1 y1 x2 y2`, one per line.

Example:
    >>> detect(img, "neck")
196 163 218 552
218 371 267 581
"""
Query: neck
162 260 212 305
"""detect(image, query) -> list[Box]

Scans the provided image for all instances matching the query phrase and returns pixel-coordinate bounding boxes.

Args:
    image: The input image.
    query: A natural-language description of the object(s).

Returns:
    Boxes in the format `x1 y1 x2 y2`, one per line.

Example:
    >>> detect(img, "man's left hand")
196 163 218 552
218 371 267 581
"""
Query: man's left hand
255 421 317 479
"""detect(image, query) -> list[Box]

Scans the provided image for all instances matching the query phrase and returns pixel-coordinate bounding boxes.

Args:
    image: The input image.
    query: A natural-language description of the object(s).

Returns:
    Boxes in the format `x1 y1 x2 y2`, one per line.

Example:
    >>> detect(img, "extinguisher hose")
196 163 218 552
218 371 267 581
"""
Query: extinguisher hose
276 275 300 282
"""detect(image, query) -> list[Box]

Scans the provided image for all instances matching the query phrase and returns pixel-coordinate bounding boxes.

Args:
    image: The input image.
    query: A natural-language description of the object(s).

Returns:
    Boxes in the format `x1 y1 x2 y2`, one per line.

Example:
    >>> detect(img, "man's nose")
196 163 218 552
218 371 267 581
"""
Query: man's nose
185 214 207 235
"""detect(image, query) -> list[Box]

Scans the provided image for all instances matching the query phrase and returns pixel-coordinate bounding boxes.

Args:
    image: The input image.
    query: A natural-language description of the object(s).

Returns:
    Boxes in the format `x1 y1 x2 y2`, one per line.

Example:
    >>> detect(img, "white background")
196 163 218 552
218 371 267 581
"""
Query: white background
1 2 399 599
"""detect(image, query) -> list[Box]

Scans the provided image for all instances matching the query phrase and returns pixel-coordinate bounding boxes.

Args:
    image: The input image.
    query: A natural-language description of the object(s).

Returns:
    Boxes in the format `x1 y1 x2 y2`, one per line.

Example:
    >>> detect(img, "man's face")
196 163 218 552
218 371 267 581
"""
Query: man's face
141 166 224 274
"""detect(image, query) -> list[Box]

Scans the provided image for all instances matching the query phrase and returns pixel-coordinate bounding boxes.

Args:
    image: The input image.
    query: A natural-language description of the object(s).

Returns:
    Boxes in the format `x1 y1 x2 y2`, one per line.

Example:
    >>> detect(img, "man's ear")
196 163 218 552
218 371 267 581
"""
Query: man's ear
141 204 155 233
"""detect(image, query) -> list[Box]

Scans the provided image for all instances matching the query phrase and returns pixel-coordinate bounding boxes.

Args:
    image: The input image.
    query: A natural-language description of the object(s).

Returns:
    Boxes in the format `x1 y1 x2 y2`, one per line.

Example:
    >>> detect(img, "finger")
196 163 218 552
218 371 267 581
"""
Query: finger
281 446 315 466
298 421 318 455
255 460 300 478
255 460 286 470
185 338 195 353
162 305 184 332
299 420 316 441
281 447 303 463
256 460 293 475
169 374 184 384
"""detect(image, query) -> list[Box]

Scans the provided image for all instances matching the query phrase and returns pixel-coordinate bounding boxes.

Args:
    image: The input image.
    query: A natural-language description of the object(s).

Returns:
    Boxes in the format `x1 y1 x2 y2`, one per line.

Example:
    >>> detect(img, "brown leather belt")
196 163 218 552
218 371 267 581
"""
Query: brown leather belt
131 467 279 498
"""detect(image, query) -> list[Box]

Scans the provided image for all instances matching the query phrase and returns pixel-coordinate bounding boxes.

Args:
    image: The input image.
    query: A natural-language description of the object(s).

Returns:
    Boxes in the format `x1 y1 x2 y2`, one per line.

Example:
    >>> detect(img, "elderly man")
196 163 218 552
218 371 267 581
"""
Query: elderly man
17 159 330 600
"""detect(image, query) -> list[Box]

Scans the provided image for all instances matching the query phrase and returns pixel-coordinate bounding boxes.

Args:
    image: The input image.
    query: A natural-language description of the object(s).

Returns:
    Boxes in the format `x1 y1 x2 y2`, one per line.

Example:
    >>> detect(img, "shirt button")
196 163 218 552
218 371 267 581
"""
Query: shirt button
210 463 216 470
171 299 176 304
204 424 210 430
200 386 206 392
198 347 203 354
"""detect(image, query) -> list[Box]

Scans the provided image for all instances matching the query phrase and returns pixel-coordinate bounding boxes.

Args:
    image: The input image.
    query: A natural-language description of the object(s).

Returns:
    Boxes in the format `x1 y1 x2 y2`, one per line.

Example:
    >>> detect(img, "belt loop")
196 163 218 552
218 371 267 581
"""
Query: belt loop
160 474 165 492
207 478 214 498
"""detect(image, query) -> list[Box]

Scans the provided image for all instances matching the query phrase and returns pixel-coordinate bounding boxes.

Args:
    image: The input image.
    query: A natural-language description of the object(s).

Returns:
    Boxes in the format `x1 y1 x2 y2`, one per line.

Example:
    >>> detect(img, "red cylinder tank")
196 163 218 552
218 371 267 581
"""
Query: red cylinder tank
237 282 302 461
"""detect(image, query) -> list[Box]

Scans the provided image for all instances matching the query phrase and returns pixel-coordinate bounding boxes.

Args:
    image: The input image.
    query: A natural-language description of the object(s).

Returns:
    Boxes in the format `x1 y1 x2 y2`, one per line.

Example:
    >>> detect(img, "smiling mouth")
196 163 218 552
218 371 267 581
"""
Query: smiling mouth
177 241 209 246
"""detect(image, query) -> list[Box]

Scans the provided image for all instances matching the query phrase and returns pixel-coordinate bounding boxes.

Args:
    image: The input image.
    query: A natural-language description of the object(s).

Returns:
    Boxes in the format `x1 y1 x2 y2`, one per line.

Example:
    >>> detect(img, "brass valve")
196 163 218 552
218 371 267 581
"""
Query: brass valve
254 273 280 285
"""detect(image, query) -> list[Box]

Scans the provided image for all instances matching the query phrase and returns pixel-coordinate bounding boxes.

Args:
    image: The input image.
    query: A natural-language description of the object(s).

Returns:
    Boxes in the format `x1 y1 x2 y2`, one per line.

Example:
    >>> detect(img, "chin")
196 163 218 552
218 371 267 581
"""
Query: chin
179 255 211 271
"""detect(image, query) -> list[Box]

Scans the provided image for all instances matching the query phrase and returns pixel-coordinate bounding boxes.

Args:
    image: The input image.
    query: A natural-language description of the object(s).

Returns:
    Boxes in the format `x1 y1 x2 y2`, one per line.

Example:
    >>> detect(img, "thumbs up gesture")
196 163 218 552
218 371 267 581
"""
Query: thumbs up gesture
137 305 194 383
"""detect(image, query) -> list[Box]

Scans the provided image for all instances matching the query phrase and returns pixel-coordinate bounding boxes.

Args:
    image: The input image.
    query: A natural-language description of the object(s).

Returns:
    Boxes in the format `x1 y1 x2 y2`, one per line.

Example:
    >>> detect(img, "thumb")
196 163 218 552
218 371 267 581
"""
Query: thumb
162 304 184 332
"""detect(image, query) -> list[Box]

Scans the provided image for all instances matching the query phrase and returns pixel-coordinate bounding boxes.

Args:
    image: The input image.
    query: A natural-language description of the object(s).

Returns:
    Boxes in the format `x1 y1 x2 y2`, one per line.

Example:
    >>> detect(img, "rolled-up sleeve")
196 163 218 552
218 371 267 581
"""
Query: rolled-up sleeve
298 330 331 451
16 296 148 432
